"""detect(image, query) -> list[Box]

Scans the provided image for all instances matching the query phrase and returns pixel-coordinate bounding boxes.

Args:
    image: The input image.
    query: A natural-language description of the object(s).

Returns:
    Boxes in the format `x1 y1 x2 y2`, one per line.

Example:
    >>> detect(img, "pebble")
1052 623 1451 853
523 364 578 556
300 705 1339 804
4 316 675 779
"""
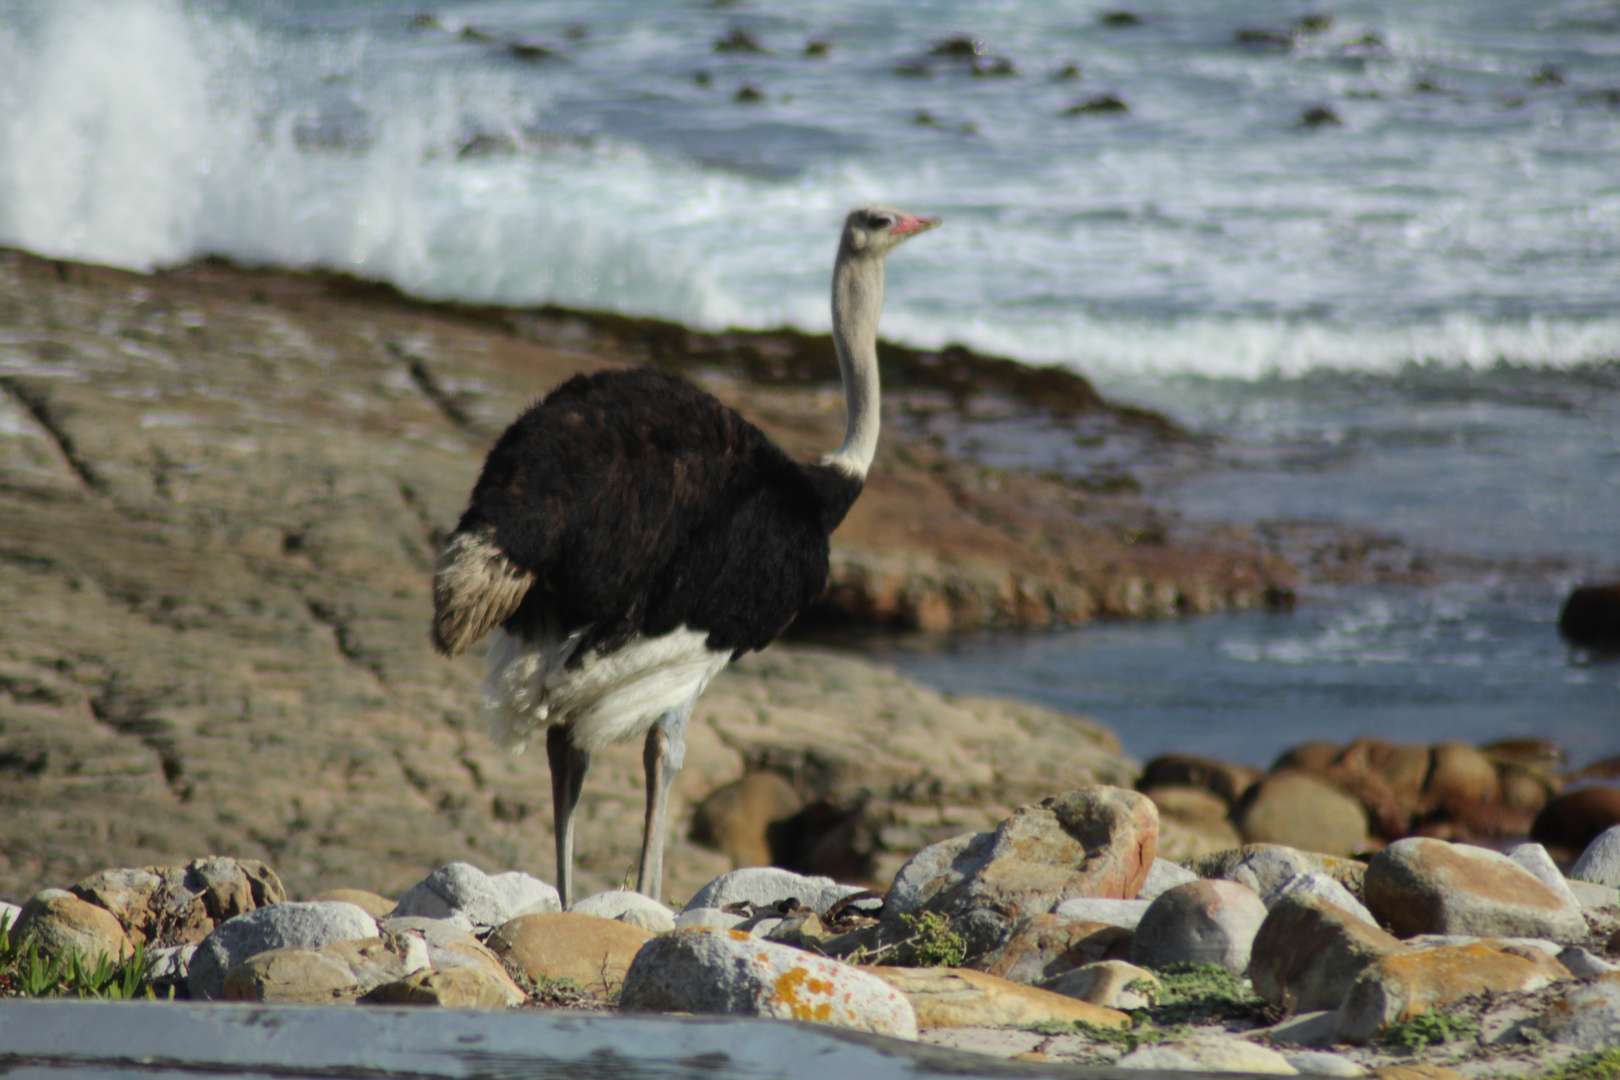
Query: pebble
568 890 676 932
1570 824 1620 888
620 928 918 1039
683 867 865 916
1364 837 1587 940
869 964 1130 1029
1138 858 1198 900
392 863 559 930
188 901 379 1000
487 912 655 998
1116 1034 1298 1073
1131 880 1268 973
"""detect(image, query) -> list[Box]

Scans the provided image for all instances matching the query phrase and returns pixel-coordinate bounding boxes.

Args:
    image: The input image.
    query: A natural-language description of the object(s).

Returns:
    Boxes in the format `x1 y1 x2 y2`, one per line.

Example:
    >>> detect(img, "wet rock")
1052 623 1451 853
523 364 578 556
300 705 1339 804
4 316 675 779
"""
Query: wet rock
685 867 864 917
1236 772 1368 856
1534 788 1620 858
1117 1034 1297 1073
1571 824 1620 887
1140 858 1199 900
734 84 765 104
1131 880 1268 973
714 27 769 54
1534 976 1620 1048
1235 27 1295 49
622 929 917 1038
487 912 655 998
1249 891 1407 1014
1038 959 1160 1009
929 36 981 58
690 772 803 870
313 889 396 920
1300 106 1343 129
221 934 428 1003
869 964 1128 1029
1052 898 1151 929
1100 11 1143 28
803 39 831 58
970 915 1133 984
882 787 1157 957
1052 62 1082 81
12 891 133 965
1559 583 1620 650
1065 94 1129 117
393 863 558 930
1295 14 1334 34
1364 838 1586 940
568 890 676 932
971 57 1017 78
1529 63 1566 87
1336 941 1571 1043
188 901 379 1001
507 40 558 63
71 858 285 947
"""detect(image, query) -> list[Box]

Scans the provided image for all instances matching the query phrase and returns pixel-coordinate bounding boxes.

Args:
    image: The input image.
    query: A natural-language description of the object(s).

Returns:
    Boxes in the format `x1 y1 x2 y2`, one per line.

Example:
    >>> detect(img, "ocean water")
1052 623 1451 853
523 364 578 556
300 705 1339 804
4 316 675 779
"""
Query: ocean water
1 0 1616 765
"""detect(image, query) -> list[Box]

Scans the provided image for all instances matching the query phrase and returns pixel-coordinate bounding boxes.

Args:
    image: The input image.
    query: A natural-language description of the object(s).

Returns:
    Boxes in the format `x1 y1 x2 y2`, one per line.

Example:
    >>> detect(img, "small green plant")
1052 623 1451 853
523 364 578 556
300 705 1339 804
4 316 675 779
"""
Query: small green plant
1380 1010 1480 1056
1147 963 1266 1025
893 912 966 968
0 913 157 1000
1528 1047 1620 1080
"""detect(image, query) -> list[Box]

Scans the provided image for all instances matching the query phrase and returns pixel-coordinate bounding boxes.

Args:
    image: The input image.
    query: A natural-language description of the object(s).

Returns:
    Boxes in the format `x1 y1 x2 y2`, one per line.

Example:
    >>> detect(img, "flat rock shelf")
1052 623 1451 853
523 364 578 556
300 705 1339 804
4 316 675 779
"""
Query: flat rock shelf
0 998 1169 1080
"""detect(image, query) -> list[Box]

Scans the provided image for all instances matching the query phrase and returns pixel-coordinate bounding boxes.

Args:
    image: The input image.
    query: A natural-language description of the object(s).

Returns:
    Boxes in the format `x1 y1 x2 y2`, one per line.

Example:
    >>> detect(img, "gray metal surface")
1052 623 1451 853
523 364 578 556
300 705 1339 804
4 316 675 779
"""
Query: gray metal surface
0 1000 1212 1079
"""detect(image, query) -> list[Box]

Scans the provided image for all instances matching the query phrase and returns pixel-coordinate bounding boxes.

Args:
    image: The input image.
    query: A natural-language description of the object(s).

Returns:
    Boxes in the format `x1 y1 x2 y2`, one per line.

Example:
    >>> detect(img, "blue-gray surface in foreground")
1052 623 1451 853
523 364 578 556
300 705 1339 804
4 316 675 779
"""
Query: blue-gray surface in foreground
0 999 1207 1080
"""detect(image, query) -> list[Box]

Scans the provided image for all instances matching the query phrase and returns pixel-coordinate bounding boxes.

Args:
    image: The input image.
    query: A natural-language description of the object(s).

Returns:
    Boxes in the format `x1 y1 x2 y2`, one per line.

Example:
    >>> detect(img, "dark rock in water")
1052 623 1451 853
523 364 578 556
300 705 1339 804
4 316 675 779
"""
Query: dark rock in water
913 110 942 127
457 132 517 159
803 38 831 58
1532 787 1620 858
930 36 982 58
714 26 770 53
1099 11 1142 28
1577 88 1620 109
1052 62 1082 82
507 40 559 63
459 25 494 42
1529 63 1565 87
734 84 765 104
1559 583 1620 649
1294 13 1334 34
971 56 1017 78
1065 93 1129 117
1412 76 1447 94
1299 105 1343 128
1235 27 1294 49
409 12 441 31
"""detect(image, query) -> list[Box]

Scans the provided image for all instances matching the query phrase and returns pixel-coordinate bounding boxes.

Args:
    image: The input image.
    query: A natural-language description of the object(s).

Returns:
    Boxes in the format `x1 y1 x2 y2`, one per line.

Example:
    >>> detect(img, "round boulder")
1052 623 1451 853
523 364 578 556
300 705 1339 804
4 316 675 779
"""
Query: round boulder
1533 787 1620 859
487 912 655 998
12 891 133 965
1364 837 1586 940
1130 879 1268 973
1236 771 1368 856
1571 825 1620 888
1558 583 1620 650
188 901 379 1000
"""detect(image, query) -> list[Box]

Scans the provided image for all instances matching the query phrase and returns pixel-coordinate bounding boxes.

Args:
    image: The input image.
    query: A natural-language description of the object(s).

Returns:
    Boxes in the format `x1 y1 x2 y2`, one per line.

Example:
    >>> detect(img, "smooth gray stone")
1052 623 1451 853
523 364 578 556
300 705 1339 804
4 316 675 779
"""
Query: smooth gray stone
1137 859 1197 901
1571 826 1620 888
684 867 865 916
1567 878 1620 912
0 998 1171 1079
1050 898 1150 929
1261 1009 1342 1048
188 901 378 1000
569 890 677 932
1506 842 1583 909
1270 871 1377 927
393 863 558 929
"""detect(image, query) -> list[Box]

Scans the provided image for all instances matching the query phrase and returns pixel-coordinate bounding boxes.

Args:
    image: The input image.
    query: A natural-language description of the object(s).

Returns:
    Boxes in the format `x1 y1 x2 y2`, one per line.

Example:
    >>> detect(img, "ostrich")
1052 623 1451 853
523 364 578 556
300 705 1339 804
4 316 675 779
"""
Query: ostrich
430 206 939 905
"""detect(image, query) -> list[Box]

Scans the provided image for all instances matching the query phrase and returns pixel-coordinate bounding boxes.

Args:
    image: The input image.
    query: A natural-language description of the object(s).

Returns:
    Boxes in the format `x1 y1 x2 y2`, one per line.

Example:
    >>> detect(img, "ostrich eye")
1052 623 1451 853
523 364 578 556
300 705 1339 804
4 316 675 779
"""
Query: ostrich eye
869 214 894 230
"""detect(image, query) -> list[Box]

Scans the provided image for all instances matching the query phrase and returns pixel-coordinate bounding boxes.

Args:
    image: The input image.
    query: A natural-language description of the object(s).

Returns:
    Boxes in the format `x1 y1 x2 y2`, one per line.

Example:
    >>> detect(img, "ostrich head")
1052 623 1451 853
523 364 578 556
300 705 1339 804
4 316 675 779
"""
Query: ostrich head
841 204 941 258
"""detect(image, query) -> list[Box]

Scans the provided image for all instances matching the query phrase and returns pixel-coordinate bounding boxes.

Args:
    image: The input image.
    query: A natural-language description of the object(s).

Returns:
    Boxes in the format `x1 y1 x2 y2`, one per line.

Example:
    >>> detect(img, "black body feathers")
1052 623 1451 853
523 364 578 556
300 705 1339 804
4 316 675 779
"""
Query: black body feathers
443 368 863 661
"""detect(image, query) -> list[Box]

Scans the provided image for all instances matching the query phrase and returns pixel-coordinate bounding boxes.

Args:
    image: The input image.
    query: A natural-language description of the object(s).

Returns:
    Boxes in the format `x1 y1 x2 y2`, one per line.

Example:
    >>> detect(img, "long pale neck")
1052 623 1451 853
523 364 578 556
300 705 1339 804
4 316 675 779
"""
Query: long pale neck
822 249 884 479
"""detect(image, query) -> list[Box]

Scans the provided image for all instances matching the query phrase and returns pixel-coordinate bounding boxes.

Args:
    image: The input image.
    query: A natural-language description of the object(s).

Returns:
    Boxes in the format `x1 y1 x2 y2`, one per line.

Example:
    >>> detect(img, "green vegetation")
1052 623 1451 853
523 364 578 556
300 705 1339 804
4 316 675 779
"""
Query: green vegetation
1379 1009 1480 1056
893 912 966 968
0 915 160 999
1527 1048 1620 1080
1148 962 1266 1025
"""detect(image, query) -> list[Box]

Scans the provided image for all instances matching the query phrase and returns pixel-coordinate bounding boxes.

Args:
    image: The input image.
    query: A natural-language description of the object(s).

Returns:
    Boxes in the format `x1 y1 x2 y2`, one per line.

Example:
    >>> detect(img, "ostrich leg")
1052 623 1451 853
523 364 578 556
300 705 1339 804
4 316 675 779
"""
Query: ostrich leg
638 696 695 902
546 725 590 907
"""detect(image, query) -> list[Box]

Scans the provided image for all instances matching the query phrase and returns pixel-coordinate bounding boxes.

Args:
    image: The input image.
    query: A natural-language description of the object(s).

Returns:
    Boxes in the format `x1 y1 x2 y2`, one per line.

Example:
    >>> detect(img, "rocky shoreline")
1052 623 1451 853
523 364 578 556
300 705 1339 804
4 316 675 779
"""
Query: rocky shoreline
7 791 1620 1078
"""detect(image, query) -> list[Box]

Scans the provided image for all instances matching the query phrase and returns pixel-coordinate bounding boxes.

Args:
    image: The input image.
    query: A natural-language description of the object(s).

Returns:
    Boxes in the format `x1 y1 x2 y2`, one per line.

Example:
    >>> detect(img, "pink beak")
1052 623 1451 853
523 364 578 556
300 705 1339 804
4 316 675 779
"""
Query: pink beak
890 214 942 236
